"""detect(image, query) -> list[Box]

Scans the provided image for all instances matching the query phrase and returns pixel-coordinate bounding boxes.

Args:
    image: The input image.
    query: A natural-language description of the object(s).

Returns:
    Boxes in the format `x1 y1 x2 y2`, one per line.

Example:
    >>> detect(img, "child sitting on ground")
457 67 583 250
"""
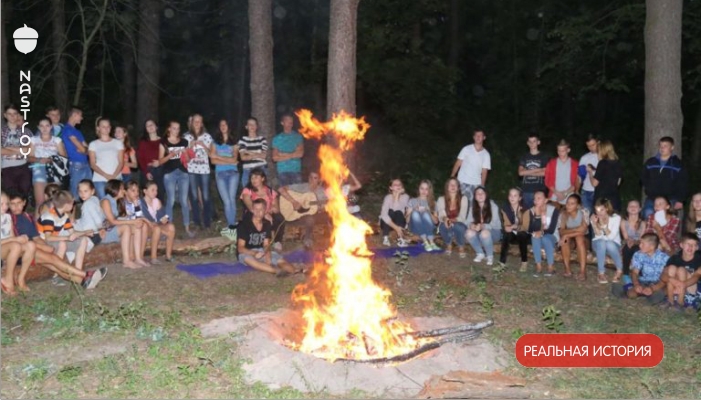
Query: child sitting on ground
237 198 299 276
611 233 668 304
664 233 701 310
38 191 94 271
1 191 36 295
406 180 439 252
139 181 176 263
9 192 106 289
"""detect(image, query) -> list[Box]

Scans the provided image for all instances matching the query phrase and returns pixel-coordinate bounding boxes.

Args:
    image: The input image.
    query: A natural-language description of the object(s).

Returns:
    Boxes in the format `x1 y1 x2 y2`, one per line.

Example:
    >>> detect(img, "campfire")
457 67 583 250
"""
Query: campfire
289 110 492 364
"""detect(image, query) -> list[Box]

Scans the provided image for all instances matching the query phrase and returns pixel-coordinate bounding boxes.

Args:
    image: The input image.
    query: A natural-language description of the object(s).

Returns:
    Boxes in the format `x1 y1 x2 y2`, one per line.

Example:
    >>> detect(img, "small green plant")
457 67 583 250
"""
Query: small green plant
511 328 525 340
491 262 507 280
479 293 495 313
542 305 564 332
57 366 83 383
390 250 411 286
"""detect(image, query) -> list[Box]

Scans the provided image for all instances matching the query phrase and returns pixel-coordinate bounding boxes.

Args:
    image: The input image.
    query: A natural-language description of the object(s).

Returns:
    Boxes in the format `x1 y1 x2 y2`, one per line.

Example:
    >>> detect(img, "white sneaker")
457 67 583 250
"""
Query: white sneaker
486 256 494 266
397 238 409 248
382 236 391 247
473 253 486 263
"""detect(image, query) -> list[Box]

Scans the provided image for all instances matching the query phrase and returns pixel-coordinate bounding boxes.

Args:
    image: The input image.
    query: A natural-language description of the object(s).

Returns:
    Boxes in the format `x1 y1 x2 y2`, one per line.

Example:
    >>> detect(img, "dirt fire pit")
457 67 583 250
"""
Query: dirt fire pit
200 309 509 397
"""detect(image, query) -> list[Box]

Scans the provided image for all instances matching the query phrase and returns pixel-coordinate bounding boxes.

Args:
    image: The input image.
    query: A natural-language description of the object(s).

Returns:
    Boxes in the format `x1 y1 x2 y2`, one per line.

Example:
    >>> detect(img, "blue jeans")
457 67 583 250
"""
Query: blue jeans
522 191 535 210
164 169 190 228
531 233 557 266
189 173 213 228
69 161 92 199
466 228 502 258
593 239 623 274
94 181 107 199
581 190 595 214
240 166 267 190
439 222 467 246
215 169 240 227
278 171 302 187
122 173 132 184
409 211 436 240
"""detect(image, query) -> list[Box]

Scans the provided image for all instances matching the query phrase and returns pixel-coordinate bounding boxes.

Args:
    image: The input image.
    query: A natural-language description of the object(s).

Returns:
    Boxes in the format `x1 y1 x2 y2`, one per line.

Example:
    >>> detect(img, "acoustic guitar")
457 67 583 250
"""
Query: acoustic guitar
279 191 324 221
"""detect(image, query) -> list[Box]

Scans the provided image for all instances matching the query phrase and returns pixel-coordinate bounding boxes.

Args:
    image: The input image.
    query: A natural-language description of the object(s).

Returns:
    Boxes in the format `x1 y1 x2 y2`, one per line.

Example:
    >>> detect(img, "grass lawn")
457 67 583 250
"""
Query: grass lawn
2 194 700 398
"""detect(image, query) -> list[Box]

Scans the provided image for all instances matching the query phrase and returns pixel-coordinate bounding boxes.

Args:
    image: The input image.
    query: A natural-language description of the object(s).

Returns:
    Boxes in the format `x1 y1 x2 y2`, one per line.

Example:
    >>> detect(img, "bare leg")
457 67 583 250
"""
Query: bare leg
72 237 89 271
131 225 149 267
119 226 139 269
277 258 298 274
242 257 277 274
16 241 36 291
675 268 690 306
164 223 176 259
34 182 46 209
35 250 86 284
575 236 587 277
149 225 161 260
1 243 22 294
561 239 572 275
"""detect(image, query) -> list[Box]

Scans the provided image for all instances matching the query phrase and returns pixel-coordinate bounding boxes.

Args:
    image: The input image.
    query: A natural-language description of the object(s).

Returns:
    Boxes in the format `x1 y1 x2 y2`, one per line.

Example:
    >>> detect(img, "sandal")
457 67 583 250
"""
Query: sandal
563 271 573 278
445 245 453 256
576 273 586 281
612 273 622 283
459 251 467 259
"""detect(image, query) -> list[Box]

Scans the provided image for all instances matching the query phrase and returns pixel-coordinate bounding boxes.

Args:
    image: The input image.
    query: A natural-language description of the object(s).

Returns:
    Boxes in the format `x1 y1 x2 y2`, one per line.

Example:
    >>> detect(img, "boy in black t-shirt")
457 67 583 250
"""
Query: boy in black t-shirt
665 233 701 310
518 133 550 209
237 198 298 276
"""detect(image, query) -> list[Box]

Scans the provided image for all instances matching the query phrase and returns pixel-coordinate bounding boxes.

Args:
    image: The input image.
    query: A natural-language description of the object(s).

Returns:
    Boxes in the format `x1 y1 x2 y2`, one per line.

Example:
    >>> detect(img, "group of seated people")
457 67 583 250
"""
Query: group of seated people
379 176 701 311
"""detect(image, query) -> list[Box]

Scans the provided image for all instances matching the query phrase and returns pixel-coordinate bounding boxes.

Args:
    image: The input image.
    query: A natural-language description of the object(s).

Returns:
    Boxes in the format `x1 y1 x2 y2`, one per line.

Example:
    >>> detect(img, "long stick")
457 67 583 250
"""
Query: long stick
406 320 493 338
333 329 483 364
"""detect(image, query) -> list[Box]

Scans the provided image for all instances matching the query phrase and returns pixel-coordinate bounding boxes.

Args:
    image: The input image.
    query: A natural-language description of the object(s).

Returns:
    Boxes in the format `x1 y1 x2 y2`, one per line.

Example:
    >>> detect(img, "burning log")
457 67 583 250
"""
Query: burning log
332 326 486 364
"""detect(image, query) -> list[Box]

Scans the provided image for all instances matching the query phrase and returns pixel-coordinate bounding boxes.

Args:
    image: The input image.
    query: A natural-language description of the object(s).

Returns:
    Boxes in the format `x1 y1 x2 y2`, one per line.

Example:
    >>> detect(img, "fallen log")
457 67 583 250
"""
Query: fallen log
18 236 236 282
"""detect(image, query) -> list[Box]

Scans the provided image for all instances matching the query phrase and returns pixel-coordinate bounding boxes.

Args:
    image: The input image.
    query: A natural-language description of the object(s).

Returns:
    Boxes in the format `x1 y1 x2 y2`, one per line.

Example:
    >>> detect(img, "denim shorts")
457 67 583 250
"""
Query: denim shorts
31 165 48 183
238 251 283 266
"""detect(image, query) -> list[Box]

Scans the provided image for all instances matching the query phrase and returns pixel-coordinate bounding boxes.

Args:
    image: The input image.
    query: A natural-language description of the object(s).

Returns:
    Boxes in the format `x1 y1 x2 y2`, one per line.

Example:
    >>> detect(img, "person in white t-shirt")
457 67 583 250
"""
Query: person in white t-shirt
183 113 214 229
578 134 599 214
88 117 125 199
451 129 491 204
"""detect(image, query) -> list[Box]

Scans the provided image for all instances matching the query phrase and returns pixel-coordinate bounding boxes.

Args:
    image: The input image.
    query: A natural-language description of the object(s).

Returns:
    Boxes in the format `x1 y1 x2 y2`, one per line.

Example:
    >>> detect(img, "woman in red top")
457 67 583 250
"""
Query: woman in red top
136 119 165 201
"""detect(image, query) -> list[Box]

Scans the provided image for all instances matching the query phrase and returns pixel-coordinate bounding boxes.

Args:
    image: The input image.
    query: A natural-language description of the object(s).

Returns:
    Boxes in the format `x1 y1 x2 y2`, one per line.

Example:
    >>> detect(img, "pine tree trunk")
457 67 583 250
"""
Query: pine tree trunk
1 3 12 105
326 0 360 118
248 0 276 183
690 101 701 179
121 38 136 126
644 0 683 159
136 0 160 127
51 0 69 112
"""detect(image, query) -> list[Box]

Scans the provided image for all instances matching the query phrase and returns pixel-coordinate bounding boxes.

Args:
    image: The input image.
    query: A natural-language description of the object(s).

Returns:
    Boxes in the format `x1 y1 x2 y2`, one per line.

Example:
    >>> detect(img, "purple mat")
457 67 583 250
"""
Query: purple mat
176 244 440 279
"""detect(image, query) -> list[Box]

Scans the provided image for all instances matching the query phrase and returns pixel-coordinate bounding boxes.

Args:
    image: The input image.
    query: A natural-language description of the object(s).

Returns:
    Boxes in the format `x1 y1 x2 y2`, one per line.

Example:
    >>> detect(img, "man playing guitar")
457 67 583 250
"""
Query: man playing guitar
278 171 328 248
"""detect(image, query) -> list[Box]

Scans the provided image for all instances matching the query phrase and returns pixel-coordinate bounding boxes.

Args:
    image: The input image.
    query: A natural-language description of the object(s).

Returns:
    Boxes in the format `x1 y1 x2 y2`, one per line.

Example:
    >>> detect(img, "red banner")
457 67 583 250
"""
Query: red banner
515 334 664 368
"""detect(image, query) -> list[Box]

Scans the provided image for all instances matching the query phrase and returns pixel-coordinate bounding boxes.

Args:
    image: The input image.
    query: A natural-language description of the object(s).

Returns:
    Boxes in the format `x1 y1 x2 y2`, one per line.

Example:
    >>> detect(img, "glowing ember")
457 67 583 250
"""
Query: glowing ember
291 109 429 362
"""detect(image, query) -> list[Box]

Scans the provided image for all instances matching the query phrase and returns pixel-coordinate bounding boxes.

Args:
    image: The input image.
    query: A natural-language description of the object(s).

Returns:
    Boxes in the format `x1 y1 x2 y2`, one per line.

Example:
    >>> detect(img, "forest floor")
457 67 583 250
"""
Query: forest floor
1 201 700 398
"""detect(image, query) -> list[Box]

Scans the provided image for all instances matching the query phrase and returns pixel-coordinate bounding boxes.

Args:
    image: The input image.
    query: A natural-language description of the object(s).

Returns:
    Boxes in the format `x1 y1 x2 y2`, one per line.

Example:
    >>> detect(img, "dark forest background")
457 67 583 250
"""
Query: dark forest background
2 0 701 200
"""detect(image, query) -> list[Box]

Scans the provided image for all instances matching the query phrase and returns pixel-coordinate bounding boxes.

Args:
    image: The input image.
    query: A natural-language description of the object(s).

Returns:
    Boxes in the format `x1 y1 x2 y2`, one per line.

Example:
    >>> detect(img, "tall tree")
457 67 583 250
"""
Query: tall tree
248 0 276 181
73 0 109 105
136 0 160 128
644 0 683 158
326 0 361 117
51 0 69 112
1 3 10 106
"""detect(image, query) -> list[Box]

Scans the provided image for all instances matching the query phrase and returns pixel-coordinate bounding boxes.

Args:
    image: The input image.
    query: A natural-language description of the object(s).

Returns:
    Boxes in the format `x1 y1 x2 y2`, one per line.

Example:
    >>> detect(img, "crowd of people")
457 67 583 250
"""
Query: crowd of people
1 104 700 312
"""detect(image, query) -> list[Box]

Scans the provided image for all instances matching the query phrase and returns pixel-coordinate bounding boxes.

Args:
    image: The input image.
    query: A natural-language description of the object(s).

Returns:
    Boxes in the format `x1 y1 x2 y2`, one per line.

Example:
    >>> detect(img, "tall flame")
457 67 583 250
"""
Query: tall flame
291 109 423 361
